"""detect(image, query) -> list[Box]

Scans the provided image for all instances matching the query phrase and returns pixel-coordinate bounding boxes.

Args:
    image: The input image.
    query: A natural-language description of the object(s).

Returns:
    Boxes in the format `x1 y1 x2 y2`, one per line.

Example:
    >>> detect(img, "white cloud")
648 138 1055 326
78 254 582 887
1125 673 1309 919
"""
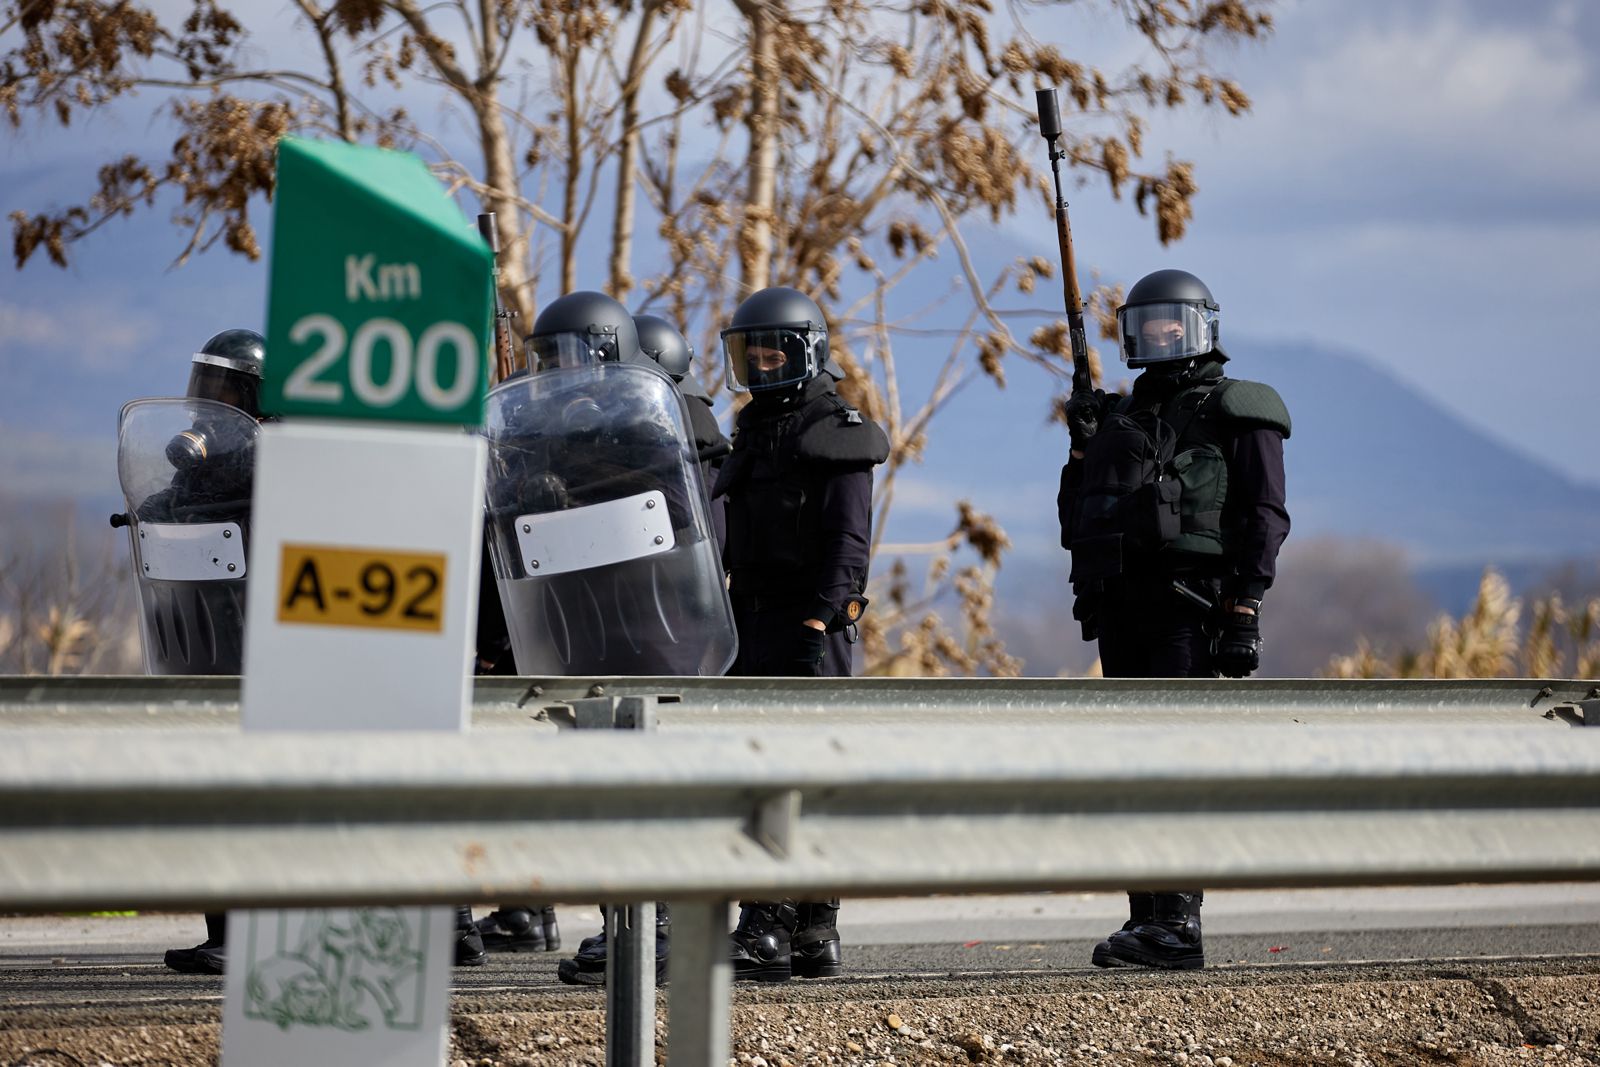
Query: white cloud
0 301 59 347
1164 1 1600 209
0 297 161 373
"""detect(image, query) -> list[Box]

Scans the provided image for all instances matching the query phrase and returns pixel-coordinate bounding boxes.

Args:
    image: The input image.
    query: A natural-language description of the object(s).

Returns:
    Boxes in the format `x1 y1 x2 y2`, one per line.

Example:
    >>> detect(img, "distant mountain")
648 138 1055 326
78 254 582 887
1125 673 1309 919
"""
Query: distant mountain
1264 340 1600 563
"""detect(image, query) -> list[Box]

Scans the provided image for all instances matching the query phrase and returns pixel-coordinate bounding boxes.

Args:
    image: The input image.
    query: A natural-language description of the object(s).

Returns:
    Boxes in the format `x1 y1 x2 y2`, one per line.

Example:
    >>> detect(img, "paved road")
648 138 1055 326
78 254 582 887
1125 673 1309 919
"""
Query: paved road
6 885 1600 1007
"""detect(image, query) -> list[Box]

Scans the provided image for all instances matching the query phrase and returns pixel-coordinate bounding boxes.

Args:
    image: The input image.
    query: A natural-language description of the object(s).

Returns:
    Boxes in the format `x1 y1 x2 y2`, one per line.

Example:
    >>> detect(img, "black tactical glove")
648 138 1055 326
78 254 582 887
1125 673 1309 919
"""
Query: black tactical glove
527 471 570 510
1213 599 1262 678
1064 388 1107 454
792 624 827 676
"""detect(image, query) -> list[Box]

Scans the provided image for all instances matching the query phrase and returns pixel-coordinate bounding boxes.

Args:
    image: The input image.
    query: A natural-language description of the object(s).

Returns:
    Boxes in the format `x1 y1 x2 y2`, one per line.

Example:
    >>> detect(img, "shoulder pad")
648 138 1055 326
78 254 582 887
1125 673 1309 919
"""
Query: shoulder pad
796 397 890 466
1216 379 1291 439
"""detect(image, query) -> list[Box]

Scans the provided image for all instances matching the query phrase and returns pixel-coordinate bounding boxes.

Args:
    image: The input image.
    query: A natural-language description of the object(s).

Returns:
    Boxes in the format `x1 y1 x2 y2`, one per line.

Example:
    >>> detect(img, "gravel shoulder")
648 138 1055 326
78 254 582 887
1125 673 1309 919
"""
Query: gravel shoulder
4 954 1599 1066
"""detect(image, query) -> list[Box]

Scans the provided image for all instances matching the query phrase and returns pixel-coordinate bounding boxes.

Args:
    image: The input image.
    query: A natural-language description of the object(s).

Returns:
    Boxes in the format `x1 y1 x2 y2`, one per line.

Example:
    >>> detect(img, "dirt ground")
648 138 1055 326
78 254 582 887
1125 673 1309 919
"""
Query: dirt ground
4 959 1598 1066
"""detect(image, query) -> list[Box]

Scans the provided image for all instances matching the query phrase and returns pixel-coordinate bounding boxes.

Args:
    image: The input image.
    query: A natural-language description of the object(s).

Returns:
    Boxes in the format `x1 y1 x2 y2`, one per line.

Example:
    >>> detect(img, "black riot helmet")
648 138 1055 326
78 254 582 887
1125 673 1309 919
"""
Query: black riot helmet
721 286 829 394
1115 269 1221 368
186 329 264 417
526 291 640 372
634 314 694 382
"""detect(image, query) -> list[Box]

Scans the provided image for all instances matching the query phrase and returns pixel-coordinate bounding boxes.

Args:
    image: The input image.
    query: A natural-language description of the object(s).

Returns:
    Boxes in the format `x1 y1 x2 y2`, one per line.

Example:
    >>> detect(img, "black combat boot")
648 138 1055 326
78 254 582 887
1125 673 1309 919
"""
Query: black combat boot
792 899 842 979
164 911 226 975
1091 891 1154 968
474 907 544 952
1096 891 1204 970
729 901 798 982
454 905 487 967
557 905 669 986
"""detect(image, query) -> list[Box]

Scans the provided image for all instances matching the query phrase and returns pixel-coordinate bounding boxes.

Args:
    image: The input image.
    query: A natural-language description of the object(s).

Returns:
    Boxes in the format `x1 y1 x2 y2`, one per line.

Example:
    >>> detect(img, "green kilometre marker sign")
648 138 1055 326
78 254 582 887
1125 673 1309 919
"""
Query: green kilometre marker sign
263 137 493 426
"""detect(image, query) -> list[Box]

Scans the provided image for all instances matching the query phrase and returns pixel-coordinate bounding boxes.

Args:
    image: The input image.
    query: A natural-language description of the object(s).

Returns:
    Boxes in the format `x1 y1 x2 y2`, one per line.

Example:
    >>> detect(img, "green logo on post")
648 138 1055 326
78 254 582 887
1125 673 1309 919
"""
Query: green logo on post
263 138 493 427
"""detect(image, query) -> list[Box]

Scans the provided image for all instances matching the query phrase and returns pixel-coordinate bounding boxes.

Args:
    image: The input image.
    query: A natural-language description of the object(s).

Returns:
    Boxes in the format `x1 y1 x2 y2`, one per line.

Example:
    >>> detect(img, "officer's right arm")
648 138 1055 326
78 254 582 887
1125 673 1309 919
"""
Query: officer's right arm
1057 456 1083 551
1057 457 1101 641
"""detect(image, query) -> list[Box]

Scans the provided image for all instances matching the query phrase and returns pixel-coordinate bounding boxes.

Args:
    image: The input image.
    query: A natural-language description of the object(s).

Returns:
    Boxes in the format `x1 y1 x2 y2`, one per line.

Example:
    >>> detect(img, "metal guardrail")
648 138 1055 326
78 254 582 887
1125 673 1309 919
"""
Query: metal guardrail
4 721 1600 910
1 677 1596 1067
2 674 1595 729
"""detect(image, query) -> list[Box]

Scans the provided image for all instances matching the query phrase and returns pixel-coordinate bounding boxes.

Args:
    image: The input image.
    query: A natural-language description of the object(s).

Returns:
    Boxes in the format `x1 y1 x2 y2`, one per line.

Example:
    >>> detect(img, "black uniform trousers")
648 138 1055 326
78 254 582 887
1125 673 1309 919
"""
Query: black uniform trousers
1095 571 1211 931
729 600 854 678
1095 574 1216 679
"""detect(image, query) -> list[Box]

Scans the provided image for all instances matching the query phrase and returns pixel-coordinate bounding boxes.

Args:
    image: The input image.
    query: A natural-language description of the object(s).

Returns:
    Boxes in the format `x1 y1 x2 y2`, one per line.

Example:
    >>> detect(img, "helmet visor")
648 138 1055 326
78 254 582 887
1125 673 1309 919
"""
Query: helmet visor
1116 302 1217 366
721 327 820 392
186 363 261 417
529 329 623 373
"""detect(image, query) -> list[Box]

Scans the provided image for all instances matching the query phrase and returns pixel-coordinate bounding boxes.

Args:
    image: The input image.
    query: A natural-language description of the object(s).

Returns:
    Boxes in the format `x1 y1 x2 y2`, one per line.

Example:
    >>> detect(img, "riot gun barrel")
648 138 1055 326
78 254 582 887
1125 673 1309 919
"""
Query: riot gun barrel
478 211 519 382
1033 87 1093 397
476 211 501 255
1035 87 1063 143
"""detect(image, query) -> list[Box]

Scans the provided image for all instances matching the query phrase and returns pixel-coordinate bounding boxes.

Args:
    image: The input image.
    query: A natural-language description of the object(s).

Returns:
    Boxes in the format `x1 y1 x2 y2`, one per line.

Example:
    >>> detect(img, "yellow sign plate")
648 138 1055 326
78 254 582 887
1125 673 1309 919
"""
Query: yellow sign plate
277 543 447 633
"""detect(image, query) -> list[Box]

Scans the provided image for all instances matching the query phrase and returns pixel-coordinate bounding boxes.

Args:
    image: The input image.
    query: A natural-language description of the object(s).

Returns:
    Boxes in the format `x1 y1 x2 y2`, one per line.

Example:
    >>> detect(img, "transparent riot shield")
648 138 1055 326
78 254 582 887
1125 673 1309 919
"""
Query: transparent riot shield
116 397 259 675
484 363 737 676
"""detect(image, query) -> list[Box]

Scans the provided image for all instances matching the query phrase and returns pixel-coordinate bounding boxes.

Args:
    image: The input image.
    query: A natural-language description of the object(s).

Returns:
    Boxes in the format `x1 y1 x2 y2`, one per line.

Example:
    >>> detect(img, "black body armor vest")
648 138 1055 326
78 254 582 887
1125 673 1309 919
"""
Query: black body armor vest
1065 377 1233 583
714 378 888 599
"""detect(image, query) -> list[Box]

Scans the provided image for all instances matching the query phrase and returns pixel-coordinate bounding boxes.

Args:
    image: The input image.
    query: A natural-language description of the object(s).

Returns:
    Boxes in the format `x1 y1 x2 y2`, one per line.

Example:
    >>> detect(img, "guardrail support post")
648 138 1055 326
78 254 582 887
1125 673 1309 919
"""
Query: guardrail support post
666 899 730 1067
605 900 656 1067
577 694 660 1067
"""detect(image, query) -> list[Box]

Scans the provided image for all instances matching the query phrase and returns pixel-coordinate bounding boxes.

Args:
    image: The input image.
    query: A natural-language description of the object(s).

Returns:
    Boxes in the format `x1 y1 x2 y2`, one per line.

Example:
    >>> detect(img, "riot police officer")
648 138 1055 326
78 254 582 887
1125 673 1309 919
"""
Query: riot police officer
712 286 889 981
525 288 642 370
635 313 730 547
470 359 563 958
635 313 730 469
134 329 264 531
476 292 654 962
633 312 694 379
486 292 739 979
120 328 263 976
1057 269 1291 969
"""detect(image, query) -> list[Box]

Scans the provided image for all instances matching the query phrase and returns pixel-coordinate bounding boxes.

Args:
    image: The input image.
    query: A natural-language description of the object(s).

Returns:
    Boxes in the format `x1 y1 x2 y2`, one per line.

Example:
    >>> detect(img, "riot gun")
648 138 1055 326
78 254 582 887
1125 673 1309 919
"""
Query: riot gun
478 212 519 382
1034 87 1093 399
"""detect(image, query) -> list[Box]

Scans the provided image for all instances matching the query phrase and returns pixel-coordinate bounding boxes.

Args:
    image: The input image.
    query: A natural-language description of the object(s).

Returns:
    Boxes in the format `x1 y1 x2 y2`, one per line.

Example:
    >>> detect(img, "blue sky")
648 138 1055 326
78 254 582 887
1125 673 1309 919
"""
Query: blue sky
2 0 1597 520
1039 0 1600 487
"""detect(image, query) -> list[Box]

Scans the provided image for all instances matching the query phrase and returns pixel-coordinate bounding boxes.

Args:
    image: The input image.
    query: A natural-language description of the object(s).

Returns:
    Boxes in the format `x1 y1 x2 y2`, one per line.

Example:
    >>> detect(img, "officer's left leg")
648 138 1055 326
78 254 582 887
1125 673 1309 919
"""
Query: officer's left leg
791 898 843 977
454 904 487 967
1142 599 1215 679
820 629 855 677
163 911 227 975
1094 590 1212 969
730 899 799 982
1096 891 1205 970
475 904 560 952
784 633 854 977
